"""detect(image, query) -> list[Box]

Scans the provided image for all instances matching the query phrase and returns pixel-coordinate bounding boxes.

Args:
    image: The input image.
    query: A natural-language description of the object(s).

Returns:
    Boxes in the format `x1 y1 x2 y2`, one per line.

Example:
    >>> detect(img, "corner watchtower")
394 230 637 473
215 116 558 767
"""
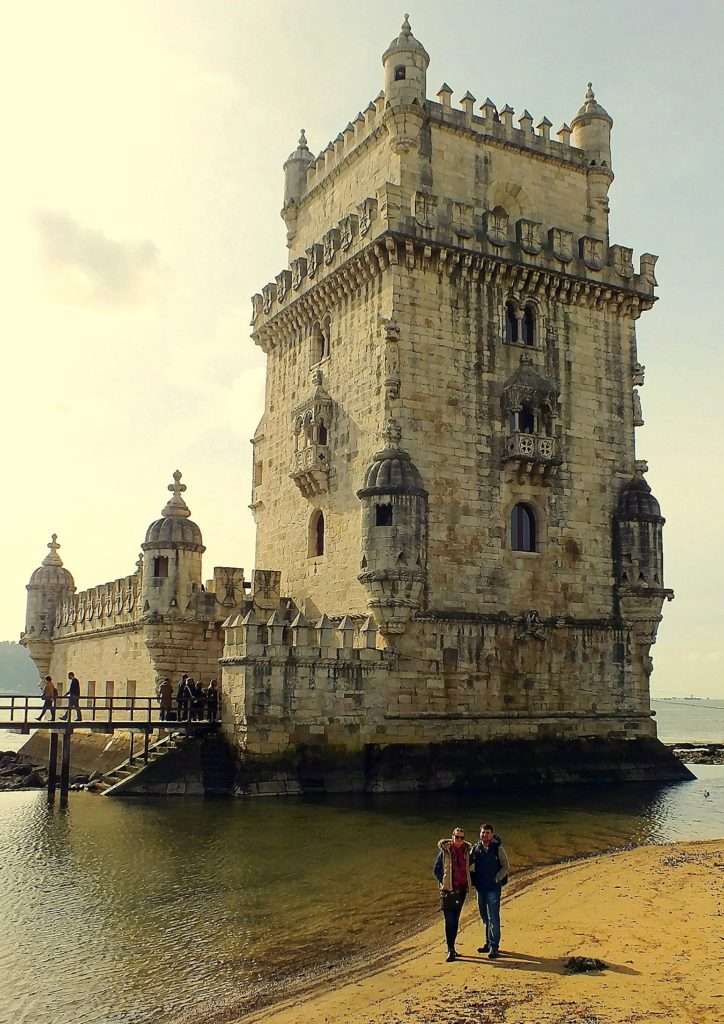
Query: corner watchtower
382 13 429 108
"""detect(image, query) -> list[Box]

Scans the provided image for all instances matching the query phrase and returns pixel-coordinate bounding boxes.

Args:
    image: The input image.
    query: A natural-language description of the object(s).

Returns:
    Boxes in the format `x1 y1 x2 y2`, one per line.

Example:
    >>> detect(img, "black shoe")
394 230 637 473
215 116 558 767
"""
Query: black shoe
478 944 490 953
488 949 499 960
446 949 457 962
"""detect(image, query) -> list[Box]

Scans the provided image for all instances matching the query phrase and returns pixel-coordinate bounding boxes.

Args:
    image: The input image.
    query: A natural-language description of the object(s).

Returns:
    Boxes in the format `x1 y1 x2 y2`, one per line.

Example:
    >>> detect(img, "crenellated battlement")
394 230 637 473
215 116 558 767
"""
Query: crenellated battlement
221 609 387 665
53 569 142 638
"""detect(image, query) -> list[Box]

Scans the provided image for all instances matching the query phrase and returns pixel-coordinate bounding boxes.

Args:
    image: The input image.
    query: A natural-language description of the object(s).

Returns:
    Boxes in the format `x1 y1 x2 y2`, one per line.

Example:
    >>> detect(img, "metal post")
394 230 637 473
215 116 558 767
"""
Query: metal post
143 729 149 764
59 727 72 808
47 731 59 803
129 731 135 763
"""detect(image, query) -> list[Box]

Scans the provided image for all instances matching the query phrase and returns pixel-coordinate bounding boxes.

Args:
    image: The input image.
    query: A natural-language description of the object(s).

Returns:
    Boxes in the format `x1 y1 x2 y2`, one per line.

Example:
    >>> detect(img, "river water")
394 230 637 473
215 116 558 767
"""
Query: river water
1 760 723 1024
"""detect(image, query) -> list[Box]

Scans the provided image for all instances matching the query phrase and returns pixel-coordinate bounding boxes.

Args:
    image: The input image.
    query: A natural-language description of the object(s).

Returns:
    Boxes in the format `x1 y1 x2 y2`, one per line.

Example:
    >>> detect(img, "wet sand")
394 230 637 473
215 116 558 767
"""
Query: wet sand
244 839 724 1024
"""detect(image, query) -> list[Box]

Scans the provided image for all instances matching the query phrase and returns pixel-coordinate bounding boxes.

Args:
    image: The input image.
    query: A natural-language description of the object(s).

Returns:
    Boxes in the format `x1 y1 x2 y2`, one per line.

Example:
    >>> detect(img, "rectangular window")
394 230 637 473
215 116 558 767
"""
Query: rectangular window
254 461 264 486
126 680 136 699
105 680 114 700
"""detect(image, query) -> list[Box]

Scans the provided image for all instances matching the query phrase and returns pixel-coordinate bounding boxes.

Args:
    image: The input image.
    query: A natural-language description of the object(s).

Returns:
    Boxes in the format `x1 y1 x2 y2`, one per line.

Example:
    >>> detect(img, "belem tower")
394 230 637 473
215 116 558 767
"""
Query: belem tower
21 17 687 790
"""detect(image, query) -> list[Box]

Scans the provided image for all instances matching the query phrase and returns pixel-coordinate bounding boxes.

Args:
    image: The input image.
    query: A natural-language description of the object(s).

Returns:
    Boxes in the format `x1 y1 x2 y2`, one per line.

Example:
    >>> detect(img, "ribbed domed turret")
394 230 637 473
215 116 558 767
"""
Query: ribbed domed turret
617 472 663 521
382 13 429 63
571 82 612 128
142 470 204 551
28 535 75 591
358 447 427 497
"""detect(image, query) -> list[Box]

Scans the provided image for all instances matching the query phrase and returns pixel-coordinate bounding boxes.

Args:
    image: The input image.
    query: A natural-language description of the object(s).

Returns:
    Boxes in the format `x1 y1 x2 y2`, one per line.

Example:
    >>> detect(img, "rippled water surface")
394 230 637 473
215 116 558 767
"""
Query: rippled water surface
1 765 723 1024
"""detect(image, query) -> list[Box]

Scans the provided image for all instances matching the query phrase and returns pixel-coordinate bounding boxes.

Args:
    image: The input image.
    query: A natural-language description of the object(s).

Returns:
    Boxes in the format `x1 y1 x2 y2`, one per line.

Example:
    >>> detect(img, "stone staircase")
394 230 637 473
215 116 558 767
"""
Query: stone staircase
91 732 186 797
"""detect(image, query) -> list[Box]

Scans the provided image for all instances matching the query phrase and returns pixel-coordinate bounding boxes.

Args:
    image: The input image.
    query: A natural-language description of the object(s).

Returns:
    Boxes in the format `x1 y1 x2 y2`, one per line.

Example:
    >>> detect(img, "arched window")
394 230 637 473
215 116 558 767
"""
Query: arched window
317 420 328 446
311 322 325 365
511 503 536 552
518 407 536 434
375 503 393 526
321 315 331 359
505 301 519 343
394 65 406 81
152 556 168 578
522 303 536 346
309 510 325 557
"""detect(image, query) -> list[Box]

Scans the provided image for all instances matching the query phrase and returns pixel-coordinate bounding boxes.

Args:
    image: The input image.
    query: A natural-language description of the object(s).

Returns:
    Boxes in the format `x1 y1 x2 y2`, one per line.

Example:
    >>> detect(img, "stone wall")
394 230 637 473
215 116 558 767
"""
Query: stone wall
220 612 655 760
252 274 394 617
48 625 154 698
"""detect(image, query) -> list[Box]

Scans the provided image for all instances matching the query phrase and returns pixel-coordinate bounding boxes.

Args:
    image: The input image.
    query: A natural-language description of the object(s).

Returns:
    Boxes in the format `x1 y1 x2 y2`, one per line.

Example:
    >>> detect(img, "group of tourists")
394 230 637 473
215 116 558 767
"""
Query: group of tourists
156 675 219 723
434 823 510 962
36 672 82 722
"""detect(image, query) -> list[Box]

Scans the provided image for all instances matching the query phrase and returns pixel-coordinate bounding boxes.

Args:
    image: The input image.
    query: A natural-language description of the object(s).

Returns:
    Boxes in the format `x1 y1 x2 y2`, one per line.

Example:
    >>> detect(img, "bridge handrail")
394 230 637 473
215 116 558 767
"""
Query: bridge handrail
0 693 221 727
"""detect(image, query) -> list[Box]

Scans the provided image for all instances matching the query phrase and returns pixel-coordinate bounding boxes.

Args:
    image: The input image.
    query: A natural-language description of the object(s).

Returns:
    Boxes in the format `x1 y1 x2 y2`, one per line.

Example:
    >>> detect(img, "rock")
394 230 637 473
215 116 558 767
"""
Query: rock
565 956 607 973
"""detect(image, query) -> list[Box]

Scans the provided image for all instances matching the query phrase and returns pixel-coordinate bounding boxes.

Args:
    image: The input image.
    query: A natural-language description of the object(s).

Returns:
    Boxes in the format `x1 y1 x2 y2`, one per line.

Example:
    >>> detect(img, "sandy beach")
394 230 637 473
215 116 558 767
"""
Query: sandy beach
245 840 723 1024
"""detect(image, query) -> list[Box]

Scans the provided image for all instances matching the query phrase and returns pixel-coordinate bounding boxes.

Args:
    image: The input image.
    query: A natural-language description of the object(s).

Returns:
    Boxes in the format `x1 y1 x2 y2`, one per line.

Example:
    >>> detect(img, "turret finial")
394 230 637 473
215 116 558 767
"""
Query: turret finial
42 534 63 566
298 128 308 149
161 469 192 519
401 13 411 36
135 552 144 573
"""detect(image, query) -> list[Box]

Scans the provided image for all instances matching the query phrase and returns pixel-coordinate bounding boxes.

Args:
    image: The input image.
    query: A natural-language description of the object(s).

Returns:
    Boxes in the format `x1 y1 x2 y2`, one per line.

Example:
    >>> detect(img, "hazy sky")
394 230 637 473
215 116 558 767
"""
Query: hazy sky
2 1 722 697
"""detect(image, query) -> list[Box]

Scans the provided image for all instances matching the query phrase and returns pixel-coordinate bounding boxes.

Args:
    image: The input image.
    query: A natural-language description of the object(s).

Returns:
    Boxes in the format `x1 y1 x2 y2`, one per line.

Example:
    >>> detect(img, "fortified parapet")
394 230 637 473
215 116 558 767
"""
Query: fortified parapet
220 598 390 757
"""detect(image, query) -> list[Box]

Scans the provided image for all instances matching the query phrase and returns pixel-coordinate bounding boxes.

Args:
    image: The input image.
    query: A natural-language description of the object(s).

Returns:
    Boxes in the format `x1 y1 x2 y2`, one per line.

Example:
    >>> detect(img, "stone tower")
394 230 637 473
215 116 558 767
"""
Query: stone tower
229 17 683 787
23 535 75 677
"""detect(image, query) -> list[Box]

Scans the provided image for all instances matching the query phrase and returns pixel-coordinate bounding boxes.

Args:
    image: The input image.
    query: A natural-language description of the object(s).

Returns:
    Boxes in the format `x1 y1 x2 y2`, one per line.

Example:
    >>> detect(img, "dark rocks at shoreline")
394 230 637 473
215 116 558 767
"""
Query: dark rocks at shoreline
0 751 89 791
669 743 724 765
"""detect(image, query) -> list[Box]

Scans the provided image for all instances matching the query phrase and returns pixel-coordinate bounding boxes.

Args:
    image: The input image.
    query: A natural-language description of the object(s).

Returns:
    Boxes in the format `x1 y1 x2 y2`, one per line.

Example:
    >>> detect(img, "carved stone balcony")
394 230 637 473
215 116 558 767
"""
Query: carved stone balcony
289 443 330 497
503 432 560 481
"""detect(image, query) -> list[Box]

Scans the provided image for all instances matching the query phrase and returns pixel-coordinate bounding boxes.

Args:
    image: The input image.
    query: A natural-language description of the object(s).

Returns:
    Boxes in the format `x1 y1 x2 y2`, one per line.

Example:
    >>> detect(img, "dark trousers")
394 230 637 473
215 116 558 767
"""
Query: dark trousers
37 699 55 721
441 888 467 951
62 697 82 721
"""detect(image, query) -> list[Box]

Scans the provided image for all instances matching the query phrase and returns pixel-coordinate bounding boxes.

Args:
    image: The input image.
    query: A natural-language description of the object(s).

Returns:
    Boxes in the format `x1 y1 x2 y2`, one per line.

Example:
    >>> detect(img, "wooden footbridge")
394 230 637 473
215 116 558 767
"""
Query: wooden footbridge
0 695 219 806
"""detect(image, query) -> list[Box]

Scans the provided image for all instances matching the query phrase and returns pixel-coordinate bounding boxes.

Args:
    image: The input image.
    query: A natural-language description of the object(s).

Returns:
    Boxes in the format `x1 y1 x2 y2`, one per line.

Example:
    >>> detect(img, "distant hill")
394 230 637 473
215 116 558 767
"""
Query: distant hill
0 642 41 693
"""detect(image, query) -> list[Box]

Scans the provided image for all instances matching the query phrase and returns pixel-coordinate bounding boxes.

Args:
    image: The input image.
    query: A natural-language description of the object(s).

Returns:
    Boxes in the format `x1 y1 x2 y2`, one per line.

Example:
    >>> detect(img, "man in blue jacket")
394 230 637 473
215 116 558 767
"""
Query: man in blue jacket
469 822 510 959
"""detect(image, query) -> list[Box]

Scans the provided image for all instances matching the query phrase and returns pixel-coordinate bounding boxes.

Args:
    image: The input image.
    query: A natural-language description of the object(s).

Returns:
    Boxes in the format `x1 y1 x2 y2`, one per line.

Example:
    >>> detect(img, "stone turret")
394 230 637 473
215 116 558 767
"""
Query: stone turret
281 129 314 245
141 471 205 621
382 13 429 107
357 423 428 637
381 14 428 152
571 83 613 239
614 462 673 648
21 534 75 676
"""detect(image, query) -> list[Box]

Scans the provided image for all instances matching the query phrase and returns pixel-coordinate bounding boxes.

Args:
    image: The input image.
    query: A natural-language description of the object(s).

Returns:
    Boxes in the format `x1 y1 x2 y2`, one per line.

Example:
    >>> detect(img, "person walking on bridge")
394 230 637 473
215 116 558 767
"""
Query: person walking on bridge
176 674 189 721
158 678 173 722
433 826 473 962
36 676 57 721
61 671 82 722
470 822 510 960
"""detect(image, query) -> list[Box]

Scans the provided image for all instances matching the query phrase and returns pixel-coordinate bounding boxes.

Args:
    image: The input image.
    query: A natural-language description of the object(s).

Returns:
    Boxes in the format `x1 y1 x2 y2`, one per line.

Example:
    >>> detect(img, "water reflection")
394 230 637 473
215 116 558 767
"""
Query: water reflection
0 766 722 1024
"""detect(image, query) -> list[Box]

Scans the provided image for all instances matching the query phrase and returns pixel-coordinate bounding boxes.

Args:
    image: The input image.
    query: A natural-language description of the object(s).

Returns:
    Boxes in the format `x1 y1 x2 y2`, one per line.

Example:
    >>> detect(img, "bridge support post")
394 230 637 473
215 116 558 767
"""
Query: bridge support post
129 732 135 764
59 727 72 808
143 730 149 764
47 731 59 803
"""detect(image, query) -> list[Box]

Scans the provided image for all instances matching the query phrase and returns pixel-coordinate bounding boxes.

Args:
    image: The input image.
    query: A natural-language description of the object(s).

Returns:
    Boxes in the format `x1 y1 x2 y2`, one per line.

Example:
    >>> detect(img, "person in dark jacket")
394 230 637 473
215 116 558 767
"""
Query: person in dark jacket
469 822 510 959
433 826 473 962
205 679 219 722
176 674 189 720
60 671 82 721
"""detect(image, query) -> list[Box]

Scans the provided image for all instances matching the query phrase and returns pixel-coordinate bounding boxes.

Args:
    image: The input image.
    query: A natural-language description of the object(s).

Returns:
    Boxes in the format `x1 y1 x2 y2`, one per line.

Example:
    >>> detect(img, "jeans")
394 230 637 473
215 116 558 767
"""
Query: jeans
442 889 467 951
477 886 501 950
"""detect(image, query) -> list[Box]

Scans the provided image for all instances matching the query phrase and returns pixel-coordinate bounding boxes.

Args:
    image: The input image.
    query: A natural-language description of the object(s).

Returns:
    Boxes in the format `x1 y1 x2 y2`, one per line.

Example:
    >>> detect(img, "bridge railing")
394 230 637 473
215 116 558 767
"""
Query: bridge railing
0 694 221 729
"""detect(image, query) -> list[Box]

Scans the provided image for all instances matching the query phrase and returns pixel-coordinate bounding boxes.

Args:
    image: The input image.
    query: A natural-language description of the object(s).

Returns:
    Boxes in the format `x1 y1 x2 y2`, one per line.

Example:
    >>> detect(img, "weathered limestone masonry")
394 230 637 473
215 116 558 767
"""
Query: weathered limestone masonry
22 473 246 700
230 16 686 790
